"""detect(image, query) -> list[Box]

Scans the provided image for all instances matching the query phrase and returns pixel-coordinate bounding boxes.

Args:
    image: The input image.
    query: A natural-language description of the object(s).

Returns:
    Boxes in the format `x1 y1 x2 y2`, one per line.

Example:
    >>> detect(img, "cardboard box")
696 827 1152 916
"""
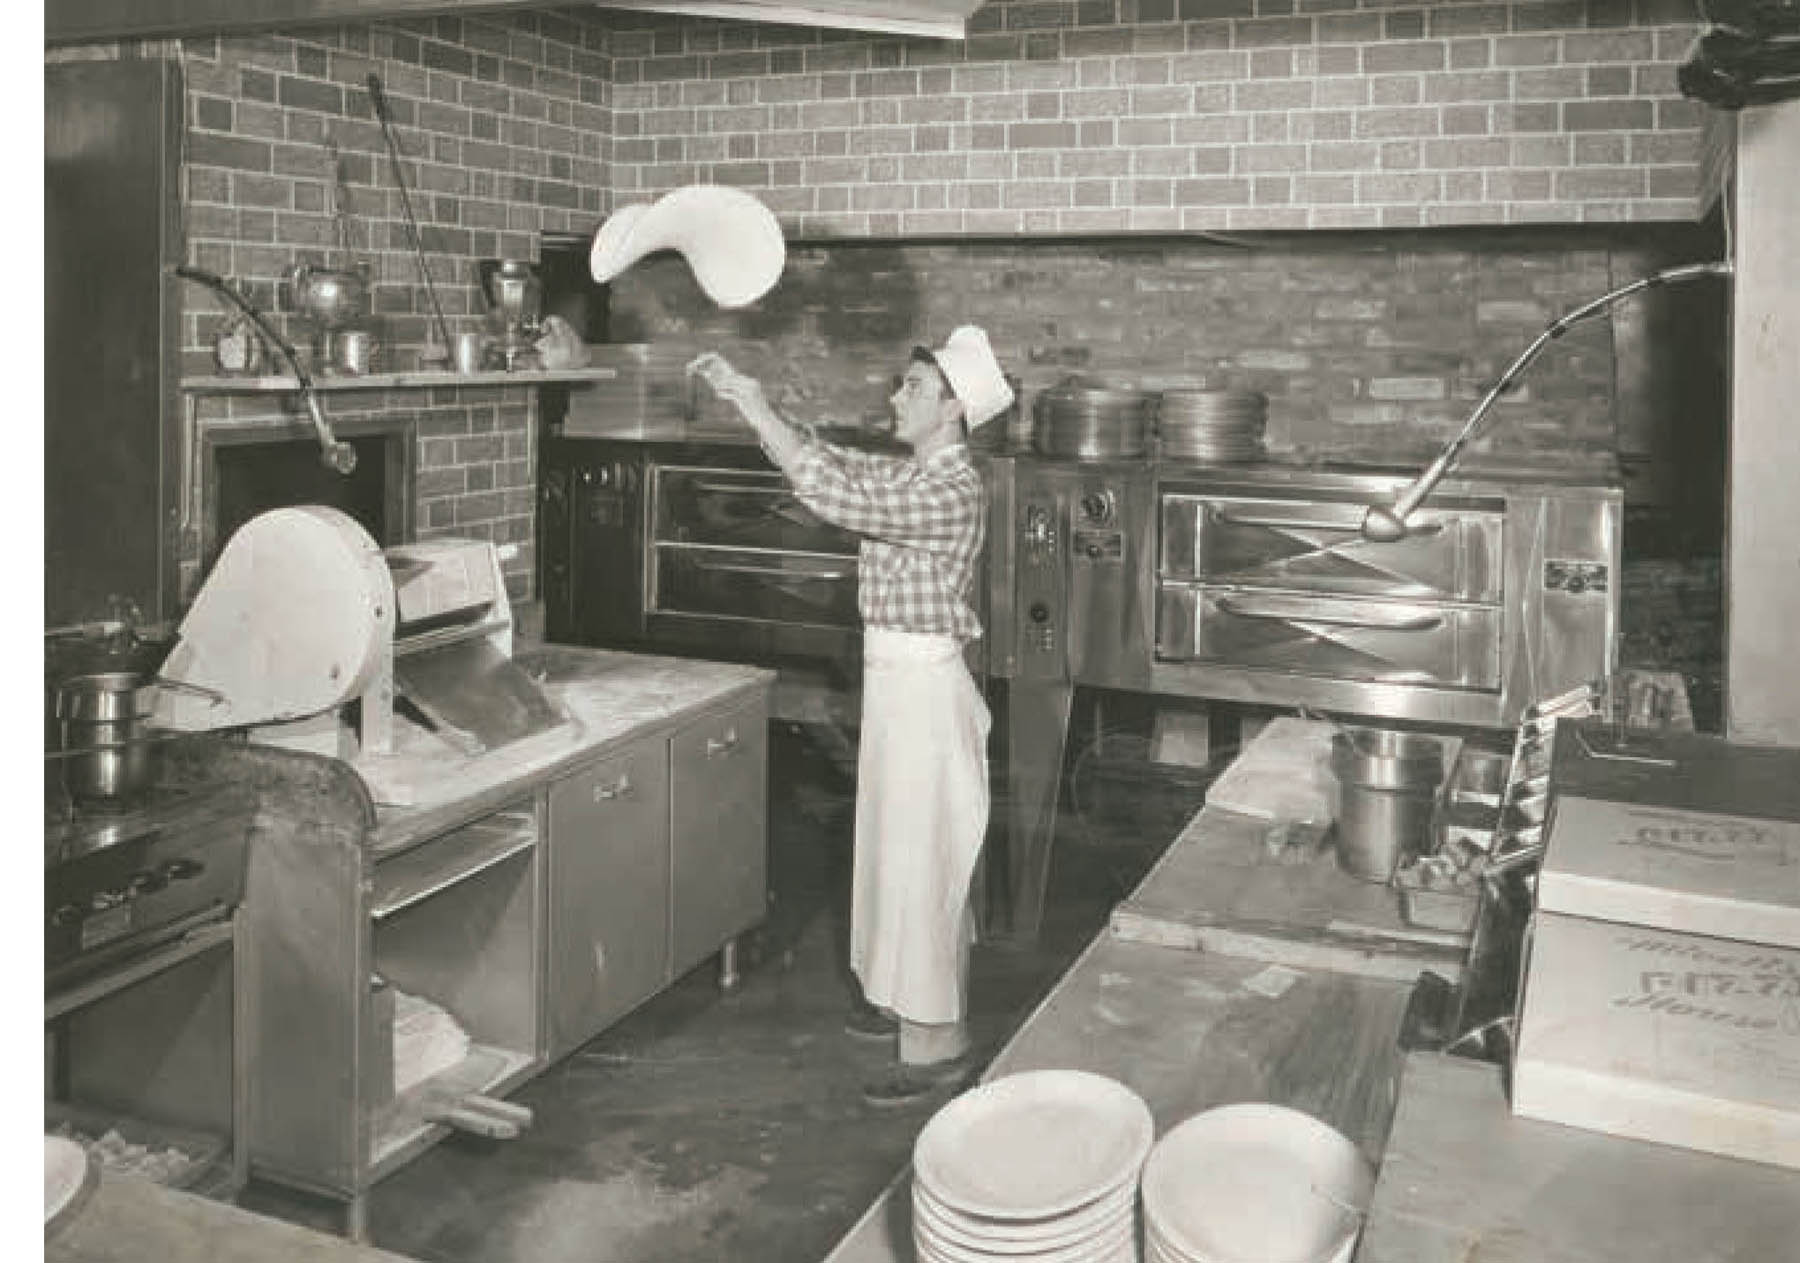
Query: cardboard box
1512 911 1800 1170
1539 796 1800 950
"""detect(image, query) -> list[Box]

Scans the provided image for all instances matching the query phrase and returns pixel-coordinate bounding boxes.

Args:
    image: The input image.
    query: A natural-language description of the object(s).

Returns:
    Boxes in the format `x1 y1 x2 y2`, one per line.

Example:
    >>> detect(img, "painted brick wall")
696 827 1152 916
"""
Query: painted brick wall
606 0 1707 232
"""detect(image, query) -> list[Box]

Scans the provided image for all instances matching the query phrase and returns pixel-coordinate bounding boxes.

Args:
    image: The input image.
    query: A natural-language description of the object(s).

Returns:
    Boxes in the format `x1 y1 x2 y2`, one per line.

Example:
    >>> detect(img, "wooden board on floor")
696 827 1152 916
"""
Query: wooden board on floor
1110 806 1468 983
1357 1052 1800 1263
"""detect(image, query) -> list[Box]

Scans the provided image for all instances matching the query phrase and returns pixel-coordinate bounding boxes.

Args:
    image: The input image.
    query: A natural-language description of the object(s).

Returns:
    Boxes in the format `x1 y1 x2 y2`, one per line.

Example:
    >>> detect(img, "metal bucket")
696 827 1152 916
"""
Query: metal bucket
55 671 159 805
1330 727 1444 882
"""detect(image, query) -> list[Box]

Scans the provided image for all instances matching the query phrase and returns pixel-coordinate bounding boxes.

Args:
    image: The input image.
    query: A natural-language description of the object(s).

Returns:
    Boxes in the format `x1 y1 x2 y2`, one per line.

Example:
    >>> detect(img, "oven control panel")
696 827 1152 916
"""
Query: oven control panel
1005 464 1154 689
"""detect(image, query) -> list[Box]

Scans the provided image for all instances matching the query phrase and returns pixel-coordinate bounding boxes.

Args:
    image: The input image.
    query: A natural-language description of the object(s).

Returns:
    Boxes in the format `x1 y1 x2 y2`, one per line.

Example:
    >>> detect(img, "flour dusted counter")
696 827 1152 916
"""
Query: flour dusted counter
242 647 772 1238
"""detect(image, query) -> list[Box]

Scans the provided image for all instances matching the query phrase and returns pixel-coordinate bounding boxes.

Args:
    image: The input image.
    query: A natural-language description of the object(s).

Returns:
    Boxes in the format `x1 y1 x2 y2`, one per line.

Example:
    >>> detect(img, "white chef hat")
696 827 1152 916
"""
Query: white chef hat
914 325 1014 429
589 185 785 309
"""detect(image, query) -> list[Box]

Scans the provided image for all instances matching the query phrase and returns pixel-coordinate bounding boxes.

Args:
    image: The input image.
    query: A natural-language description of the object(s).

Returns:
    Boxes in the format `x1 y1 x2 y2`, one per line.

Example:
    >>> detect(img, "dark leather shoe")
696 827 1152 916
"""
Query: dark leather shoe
844 1002 900 1042
860 1055 974 1109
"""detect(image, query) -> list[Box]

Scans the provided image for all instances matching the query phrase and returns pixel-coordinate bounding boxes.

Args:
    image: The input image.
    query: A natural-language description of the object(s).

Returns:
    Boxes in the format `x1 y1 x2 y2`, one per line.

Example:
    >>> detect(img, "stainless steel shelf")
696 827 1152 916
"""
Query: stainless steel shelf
368 1043 539 1179
45 917 236 1022
370 813 538 921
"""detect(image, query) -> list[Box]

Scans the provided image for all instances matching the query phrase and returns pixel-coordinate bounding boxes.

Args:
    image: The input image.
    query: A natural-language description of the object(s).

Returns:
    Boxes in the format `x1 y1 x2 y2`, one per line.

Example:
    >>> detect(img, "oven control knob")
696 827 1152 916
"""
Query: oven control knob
90 889 128 913
1079 491 1115 525
1029 602 1051 624
51 903 83 927
159 857 204 882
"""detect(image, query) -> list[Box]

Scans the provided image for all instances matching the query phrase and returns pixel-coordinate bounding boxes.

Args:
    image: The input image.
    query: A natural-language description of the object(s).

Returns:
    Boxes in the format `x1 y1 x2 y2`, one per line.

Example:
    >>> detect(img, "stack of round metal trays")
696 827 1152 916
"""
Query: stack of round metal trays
1158 389 1268 464
1031 383 1158 460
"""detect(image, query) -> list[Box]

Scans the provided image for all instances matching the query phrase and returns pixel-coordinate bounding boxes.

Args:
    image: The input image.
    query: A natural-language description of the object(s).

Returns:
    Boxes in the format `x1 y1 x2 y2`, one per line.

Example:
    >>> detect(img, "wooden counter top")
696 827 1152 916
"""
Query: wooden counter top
46 1173 420 1263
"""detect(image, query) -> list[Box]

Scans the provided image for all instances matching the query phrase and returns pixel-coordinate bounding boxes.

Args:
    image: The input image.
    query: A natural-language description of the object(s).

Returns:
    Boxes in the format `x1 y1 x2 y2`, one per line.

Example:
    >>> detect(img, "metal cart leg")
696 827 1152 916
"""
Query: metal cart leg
346 1193 369 1242
718 938 741 994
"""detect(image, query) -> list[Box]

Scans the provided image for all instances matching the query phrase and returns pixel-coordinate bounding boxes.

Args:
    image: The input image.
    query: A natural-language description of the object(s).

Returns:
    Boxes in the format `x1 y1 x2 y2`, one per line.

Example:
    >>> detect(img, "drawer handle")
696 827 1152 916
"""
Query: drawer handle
1214 510 1443 537
1215 596 1443 632
705 731 740 757
593 775 633 802
691 558 854 582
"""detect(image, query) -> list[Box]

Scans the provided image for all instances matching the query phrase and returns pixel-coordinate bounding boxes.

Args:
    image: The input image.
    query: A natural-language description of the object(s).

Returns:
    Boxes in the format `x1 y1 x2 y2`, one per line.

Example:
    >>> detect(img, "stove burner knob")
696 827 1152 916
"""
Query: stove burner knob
1079 491 1115 525
130 869 169 895
90 889 128 913
159 857 205 882
1029 602 1051 624
51 903 83 927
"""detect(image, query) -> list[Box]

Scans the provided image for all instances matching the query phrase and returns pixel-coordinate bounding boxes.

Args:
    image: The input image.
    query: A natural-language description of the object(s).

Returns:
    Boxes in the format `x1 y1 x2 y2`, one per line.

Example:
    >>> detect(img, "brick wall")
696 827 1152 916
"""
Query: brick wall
610 225 1717 466
607 0 1707 233
50 12 616 600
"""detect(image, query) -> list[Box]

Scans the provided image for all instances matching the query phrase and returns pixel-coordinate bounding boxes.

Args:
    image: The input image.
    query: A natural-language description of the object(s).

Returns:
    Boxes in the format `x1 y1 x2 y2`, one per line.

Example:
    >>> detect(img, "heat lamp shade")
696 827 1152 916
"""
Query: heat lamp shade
589 185 786 309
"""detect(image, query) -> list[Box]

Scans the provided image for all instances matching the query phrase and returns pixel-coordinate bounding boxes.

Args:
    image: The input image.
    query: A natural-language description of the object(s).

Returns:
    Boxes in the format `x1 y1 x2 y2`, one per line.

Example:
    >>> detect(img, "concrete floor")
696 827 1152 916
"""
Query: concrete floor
242 721 1208 1263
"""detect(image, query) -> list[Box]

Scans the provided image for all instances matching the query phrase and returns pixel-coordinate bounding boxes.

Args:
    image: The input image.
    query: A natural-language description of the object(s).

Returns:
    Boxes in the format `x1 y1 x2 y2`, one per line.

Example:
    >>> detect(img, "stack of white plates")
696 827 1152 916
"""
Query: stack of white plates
1140 1104 1374 1263
912 1069 1154 1263
1158 391 1267 464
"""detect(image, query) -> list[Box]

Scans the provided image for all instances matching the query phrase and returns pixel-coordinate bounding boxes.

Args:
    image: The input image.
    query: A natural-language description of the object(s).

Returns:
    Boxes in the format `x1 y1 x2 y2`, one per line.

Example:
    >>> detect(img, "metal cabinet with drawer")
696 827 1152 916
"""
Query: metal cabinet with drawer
543 688 770 1063
545 740 670 1063
669 695 769 981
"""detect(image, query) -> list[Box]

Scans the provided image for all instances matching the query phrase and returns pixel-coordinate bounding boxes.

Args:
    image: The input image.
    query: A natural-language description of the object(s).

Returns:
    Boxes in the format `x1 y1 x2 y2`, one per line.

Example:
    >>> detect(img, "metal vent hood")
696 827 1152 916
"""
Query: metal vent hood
47 0 984 45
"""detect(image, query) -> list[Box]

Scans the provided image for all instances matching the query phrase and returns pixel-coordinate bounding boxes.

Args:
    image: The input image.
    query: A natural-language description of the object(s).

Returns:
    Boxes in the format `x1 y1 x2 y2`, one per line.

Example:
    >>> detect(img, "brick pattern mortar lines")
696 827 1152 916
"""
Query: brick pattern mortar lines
606 0 1706 233
54 13 620 600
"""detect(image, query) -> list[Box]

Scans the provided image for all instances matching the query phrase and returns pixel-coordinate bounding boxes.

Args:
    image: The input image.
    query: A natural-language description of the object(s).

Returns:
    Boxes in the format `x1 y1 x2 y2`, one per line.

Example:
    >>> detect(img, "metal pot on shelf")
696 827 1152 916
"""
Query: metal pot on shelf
54 672 160 805
51 671 225 806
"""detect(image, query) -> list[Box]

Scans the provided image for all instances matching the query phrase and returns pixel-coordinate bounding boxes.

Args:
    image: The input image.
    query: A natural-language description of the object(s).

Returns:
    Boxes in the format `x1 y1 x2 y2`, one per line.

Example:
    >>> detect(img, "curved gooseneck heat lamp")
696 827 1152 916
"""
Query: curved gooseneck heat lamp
1359 259 1735 543
173 264 358 475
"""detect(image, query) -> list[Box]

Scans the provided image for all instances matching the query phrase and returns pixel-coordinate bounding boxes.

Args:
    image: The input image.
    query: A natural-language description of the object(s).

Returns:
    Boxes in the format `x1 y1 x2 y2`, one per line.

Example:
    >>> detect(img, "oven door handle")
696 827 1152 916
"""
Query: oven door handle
1213 509 1443 537
691 558 856 582
692 481 795 497
1215 596 1443 632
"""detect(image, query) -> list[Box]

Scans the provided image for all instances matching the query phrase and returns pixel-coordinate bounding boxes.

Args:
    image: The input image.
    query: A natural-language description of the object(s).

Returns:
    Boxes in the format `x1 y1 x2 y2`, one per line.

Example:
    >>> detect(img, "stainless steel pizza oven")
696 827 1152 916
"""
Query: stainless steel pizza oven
988 455 1622 732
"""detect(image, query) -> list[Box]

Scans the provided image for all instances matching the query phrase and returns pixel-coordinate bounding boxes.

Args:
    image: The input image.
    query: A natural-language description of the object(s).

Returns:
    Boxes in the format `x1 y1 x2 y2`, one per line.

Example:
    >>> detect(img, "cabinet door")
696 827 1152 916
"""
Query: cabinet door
669 696 769 979
545 742 670 1062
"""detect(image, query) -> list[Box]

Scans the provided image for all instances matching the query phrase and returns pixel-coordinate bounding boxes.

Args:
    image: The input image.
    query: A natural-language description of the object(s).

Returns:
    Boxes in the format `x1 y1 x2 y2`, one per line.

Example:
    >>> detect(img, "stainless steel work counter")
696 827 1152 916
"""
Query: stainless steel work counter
359 645 774 854
822 800 1416 1263
46 1172 421 1263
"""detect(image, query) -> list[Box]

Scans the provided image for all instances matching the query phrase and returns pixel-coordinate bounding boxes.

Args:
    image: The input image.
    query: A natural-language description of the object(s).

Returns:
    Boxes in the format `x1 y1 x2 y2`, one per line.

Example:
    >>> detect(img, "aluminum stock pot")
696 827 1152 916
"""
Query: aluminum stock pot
55 672 159 804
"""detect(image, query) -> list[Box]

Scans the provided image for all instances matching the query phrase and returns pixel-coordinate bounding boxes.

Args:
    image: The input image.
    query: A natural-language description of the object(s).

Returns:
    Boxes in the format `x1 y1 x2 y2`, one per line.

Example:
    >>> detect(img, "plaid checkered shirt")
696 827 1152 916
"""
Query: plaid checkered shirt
786 439 986 643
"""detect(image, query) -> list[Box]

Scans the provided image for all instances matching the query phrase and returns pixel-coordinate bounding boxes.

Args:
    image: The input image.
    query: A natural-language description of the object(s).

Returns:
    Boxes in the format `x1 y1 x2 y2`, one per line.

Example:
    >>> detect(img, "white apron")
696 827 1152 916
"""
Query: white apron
850 629 992 1027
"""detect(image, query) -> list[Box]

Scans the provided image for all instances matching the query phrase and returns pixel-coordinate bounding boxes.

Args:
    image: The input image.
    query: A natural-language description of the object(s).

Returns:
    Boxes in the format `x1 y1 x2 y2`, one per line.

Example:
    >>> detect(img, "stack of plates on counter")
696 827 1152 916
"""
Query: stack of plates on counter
1157 390 1267 464
911 1069 1153 1263
1140 1104 1374 1263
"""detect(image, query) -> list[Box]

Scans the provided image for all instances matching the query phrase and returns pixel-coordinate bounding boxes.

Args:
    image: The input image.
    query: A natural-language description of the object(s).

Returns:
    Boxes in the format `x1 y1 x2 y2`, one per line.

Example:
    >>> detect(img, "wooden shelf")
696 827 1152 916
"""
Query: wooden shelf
181 366 618 395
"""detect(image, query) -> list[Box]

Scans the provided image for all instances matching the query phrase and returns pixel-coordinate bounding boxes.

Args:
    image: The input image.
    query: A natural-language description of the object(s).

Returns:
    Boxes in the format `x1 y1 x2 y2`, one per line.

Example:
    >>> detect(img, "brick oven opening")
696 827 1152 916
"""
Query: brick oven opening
202 418 415 573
